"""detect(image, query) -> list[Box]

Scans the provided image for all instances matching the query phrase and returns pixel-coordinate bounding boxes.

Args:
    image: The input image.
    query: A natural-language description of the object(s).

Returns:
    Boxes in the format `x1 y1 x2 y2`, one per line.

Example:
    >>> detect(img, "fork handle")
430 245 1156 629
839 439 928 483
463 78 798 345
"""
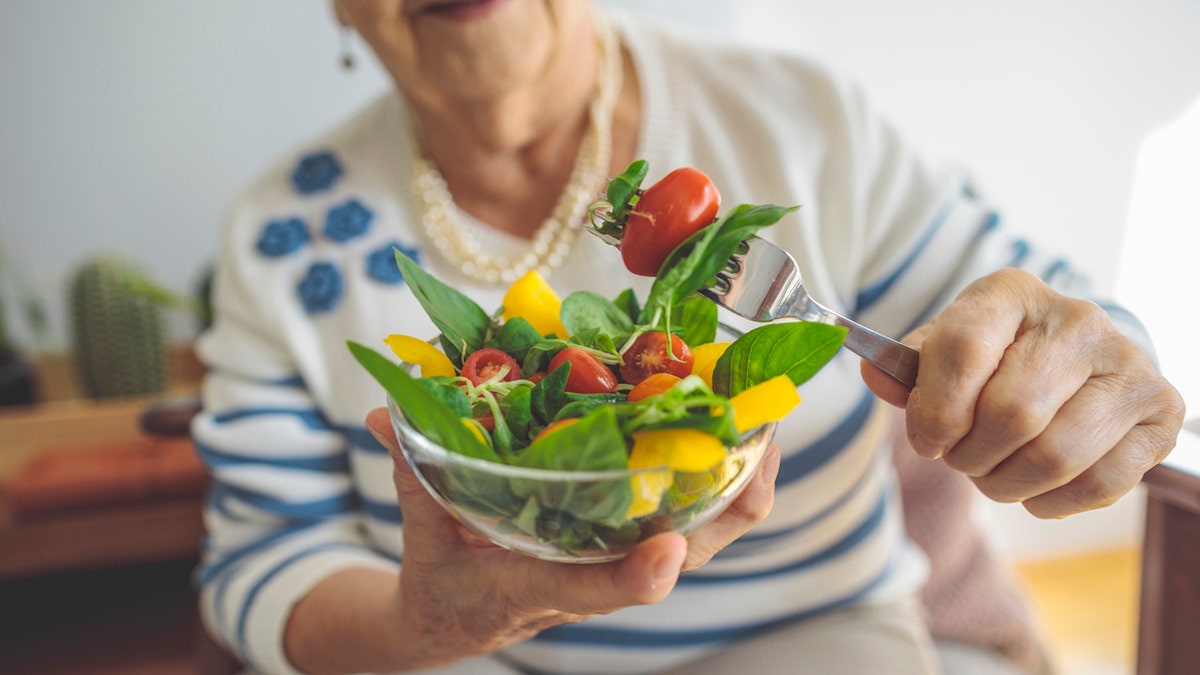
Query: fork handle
828 314 919 389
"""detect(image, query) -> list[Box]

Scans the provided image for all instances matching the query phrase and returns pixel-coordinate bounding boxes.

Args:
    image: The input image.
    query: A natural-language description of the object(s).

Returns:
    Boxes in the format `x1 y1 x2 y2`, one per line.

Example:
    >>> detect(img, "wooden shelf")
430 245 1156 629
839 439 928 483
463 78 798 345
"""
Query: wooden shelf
0 495 206 581
0 355 206 581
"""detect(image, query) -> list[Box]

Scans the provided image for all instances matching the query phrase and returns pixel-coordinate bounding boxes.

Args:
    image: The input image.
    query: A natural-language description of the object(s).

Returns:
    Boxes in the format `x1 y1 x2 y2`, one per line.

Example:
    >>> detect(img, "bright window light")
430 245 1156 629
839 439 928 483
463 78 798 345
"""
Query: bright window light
1117 96 1200 418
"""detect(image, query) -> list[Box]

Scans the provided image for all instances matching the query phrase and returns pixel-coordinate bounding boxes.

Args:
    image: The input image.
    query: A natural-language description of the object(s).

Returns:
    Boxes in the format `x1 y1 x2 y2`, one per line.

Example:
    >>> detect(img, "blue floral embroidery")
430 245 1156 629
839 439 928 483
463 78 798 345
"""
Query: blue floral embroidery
291 150 343 195
297 262 344 314
366 242 420 284
323 199 373 242
256 217 310 258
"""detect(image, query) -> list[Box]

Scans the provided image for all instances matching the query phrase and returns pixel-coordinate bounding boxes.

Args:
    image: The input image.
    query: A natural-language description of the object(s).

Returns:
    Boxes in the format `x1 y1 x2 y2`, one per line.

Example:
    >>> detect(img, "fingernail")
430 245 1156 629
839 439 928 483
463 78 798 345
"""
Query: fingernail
366 418 399 453
909 433 944 460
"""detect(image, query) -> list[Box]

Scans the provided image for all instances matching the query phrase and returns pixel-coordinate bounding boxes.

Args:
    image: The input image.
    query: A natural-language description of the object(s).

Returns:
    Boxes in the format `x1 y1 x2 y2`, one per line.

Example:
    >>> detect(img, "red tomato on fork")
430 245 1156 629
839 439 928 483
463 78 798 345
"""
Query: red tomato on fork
619 332 694 385
620 167 720 277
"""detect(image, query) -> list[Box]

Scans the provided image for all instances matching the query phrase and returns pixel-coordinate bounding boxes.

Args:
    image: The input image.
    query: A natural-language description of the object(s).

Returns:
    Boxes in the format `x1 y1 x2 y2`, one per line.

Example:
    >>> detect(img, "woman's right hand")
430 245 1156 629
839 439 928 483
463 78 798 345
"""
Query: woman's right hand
363 405 780 669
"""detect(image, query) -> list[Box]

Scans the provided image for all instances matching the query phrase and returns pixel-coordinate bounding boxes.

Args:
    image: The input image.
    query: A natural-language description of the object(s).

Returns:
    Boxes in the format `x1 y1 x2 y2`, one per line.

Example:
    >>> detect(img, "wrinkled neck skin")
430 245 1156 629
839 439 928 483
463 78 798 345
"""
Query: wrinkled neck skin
344 0 640 237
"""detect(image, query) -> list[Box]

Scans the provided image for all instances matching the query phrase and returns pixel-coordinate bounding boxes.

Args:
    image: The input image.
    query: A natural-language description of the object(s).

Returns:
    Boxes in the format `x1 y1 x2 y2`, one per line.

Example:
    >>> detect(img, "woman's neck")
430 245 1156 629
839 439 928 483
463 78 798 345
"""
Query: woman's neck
405 14 611 239
412 94 592 238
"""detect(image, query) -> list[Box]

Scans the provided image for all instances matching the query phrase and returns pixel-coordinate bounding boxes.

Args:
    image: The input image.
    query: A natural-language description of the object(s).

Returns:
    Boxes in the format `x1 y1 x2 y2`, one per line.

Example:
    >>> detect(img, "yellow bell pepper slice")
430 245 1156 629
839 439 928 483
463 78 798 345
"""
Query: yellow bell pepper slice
502 270 567 338
690 341 731 389
728 374 801 433
629 429 727 473
627 469 674 519
462 418 489 446
625 428 728 519
384 334 456 378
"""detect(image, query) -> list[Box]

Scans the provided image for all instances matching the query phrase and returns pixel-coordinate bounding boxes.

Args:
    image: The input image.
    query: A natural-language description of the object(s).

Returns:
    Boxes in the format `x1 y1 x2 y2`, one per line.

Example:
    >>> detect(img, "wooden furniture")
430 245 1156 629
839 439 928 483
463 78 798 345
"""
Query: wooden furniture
0 353 212 673
1137 427 1200 675
0 396 207 580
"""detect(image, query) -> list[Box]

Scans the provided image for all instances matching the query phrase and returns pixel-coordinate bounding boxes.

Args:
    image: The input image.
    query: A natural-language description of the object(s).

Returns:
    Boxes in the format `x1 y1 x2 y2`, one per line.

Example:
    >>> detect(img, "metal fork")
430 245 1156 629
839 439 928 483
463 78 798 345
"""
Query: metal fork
699 236 919 388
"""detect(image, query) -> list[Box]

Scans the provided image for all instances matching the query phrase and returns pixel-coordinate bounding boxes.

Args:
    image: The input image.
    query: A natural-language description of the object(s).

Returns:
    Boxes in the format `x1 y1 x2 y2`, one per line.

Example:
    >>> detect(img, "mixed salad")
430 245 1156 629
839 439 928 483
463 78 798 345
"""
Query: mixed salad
349 161 847 554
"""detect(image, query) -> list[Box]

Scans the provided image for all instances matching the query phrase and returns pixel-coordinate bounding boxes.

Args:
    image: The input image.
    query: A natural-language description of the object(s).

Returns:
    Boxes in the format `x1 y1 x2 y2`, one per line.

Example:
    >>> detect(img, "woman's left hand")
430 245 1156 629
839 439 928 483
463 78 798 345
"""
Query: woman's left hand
862 268 1186 518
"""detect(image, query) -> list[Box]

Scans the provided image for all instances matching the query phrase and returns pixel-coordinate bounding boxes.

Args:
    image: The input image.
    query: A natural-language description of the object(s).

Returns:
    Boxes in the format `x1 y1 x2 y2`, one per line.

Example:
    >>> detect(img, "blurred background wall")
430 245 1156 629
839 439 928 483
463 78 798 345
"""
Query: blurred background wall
1 0 1197 558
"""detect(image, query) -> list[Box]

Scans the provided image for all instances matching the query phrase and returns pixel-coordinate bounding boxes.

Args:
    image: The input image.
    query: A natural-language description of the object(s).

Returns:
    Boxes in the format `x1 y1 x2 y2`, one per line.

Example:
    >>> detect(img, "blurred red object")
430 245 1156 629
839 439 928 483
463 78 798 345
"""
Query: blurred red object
0 437 208 518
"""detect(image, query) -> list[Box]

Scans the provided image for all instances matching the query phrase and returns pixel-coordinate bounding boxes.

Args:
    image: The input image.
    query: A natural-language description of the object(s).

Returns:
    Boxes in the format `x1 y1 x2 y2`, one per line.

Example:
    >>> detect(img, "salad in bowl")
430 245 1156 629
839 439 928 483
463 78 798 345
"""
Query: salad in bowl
349 161 846 562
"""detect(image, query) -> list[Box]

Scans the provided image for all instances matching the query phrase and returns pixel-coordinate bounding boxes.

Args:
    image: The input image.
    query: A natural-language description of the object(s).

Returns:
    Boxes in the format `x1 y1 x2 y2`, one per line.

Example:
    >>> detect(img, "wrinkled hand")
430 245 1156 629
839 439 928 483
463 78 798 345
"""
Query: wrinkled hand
364 408 779 666
862 268 1185 518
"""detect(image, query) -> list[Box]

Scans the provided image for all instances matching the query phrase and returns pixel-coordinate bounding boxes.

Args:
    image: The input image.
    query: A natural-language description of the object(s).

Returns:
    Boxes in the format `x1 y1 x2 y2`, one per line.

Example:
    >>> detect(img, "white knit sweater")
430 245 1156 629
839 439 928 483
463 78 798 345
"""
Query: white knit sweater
192 9 1126 675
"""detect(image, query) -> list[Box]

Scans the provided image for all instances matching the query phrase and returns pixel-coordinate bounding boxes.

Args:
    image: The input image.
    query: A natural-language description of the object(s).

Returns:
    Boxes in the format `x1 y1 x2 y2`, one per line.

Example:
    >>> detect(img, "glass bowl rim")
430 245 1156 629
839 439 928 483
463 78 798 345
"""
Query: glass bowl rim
386 393 774 482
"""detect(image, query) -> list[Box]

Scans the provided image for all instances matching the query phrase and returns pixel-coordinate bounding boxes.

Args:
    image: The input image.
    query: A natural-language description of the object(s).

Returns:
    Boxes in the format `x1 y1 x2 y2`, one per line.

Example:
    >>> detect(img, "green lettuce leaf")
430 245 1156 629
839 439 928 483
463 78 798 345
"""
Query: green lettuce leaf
393 249 490 367
711 322 847 396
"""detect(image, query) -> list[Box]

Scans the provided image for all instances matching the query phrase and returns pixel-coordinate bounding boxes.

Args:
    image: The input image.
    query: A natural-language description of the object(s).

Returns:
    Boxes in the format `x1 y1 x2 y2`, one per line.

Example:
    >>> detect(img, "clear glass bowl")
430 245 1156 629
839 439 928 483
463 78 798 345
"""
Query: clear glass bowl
386 394 775 563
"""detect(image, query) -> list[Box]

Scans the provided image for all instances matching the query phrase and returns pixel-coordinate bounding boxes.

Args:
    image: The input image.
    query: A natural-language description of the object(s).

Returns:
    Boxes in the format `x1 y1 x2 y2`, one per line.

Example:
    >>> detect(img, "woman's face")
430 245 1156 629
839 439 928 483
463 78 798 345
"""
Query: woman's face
334 0 590 107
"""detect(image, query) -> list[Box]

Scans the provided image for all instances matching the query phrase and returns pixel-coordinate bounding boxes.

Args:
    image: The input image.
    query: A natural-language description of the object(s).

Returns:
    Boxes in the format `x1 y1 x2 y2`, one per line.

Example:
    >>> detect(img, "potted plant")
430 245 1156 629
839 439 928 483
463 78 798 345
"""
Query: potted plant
0 244 40 407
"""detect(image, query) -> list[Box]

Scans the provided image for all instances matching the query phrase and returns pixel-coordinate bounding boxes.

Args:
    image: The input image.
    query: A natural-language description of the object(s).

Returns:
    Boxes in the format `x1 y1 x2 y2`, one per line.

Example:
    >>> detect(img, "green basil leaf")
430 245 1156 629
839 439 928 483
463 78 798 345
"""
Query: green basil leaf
504 385 533 446
561 291 635 342
489 405 518 463
636 410 740 447
592 333 620 356
556 397 617 422
347 341 497 461
671 293 719 347
510 495 544 536
489 317 543 363
641 203 797 324
415 377 471 418
612 288 640 324
530 362 571 425
605 160 649 226
517 406 628 470
393 249 489 366
512 407 633 527
711 322 847 396
522 338 571 376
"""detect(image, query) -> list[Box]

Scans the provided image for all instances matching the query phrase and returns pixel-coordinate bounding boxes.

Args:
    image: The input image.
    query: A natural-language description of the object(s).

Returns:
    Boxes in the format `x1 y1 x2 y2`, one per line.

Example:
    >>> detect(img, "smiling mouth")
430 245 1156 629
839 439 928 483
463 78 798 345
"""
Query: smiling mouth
417 0 508 21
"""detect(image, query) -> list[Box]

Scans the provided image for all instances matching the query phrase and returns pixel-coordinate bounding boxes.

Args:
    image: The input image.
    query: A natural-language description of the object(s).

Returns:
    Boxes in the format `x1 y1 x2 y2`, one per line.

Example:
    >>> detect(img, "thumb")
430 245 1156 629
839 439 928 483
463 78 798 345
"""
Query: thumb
365 406 409 472
364 406 452 518
522 532 689 614
861 360 911 408
861 324 929 408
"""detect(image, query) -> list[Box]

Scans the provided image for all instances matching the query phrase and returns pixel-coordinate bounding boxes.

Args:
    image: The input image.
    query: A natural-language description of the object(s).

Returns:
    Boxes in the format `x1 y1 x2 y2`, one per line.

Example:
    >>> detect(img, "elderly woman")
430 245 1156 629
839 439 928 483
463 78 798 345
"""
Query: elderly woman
192 1 1184 674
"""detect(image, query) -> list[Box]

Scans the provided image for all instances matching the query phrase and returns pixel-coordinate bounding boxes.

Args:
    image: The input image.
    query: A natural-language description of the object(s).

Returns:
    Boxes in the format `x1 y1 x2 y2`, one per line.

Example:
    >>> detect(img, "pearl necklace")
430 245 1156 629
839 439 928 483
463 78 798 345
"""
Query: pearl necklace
409 16 621 285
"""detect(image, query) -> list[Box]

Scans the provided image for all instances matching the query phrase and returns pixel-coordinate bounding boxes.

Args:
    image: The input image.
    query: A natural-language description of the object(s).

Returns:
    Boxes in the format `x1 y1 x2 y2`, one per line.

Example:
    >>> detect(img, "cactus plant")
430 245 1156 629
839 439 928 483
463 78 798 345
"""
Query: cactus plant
68 256 170 399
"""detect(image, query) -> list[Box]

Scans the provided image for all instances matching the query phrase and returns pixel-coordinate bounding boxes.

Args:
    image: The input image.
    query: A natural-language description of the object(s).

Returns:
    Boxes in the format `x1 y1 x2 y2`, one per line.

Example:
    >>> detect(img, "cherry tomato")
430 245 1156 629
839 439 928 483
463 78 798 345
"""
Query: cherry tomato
461 347 520 386
627 373 683 402
548 347 617 394
620 331 694 385
620 167 720 277
473 413 496 432
533 418 579 442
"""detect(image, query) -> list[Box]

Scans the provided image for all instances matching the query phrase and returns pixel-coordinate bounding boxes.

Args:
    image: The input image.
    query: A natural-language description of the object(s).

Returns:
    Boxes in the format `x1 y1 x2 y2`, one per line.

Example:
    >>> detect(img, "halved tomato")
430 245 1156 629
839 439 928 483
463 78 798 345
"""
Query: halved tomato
461 347 520 386
619 332 693 385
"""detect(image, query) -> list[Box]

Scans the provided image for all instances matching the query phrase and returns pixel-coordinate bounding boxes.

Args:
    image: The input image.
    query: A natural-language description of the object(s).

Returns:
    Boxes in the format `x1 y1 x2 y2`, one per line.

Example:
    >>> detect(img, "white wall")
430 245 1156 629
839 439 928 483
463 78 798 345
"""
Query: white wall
741 0 1200 295
0 1 392 348
3 0 1197 558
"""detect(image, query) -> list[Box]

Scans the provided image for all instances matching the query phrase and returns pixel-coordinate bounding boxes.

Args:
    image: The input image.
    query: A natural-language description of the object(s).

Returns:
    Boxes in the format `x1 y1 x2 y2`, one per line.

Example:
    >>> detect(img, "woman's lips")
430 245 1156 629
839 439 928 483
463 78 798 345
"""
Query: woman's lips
416 0 509 22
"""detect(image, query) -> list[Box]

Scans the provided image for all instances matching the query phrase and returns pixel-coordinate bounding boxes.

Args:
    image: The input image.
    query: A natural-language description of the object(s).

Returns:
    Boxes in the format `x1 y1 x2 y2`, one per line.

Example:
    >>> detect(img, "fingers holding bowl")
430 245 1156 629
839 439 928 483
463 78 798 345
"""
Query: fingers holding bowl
682 442 781 571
